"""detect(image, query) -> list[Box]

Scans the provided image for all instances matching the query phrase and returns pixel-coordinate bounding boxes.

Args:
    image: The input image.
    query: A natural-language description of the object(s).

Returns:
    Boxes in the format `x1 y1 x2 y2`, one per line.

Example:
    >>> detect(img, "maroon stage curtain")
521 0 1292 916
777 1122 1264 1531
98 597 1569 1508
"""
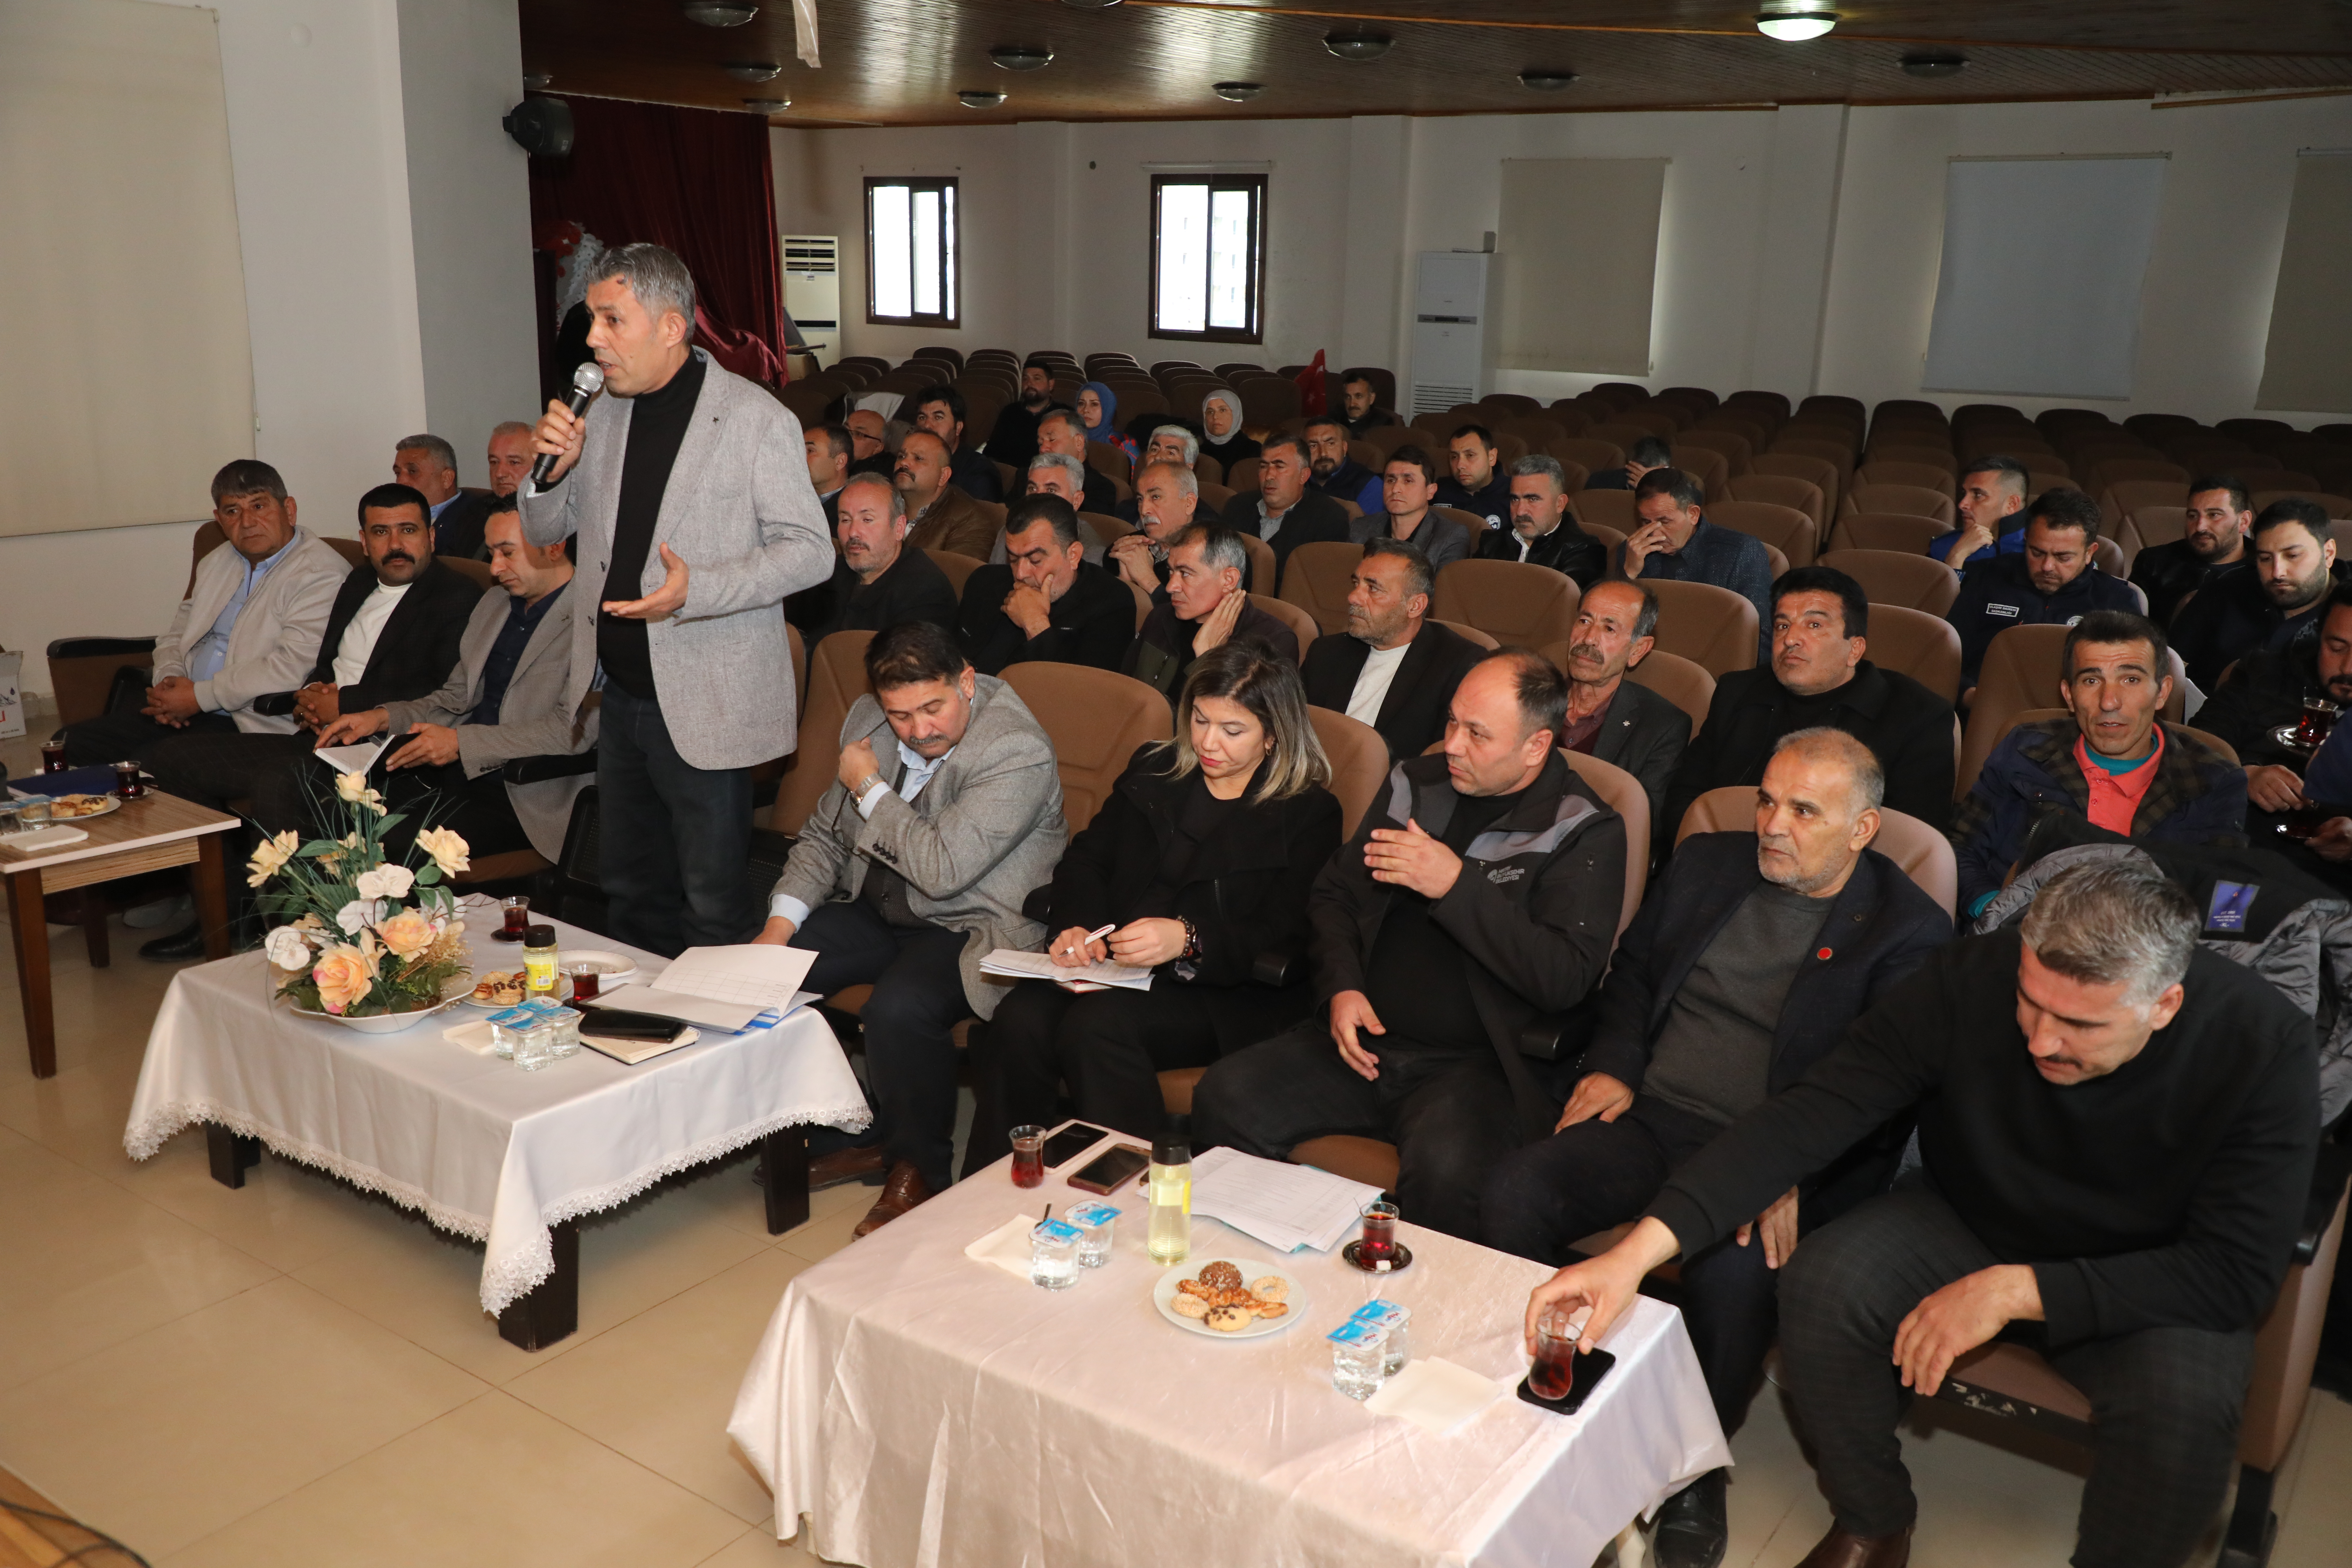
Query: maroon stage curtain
528 97 786 388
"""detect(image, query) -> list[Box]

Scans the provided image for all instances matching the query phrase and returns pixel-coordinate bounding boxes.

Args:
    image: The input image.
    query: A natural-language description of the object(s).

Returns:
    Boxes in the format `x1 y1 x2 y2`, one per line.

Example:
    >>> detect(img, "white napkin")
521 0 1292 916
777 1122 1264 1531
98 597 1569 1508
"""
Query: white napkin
964 1214 1038 1280
442 1019 500 1055
1364 1357 1511 1436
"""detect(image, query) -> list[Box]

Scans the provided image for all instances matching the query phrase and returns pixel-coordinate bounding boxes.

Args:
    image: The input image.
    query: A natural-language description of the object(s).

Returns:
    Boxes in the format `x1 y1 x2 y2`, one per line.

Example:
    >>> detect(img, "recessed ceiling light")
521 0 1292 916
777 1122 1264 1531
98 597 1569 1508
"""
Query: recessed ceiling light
959 89 1007 108
724 61 782 82
990 45 1054 71
1900 51 1967 78
523 71 553 90
1755 8 1837 41
1213 81 1263 102
681 2 756 28
1324 31 1392 62
742 97 789 113
1519 71 1578 91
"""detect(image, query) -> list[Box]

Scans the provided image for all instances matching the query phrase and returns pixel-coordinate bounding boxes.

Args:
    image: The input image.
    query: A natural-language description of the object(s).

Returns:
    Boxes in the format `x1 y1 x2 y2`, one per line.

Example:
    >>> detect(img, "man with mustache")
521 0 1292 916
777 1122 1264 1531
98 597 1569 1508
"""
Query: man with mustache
2127 474 2251 626
895 428 996 561
785 472 959 648
2170 498 2351 691
1300 538 1485 761
1553 578 1691 828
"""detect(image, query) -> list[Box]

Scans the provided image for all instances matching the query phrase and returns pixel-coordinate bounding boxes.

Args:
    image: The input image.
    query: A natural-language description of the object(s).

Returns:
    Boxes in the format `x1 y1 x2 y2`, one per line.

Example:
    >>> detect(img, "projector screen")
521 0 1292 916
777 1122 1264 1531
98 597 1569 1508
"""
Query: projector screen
2256 151 2352 414
0 0 254 539
1922 155 2169 401
1497 158 1667 377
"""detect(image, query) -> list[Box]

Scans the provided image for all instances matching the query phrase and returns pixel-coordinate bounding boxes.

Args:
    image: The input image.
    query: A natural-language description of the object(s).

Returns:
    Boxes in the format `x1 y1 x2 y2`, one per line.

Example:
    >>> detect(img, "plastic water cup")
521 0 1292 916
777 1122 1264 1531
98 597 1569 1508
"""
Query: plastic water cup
1030 1218 1083 1289
1329 1321 1389 1401
1066 1200 1118 1267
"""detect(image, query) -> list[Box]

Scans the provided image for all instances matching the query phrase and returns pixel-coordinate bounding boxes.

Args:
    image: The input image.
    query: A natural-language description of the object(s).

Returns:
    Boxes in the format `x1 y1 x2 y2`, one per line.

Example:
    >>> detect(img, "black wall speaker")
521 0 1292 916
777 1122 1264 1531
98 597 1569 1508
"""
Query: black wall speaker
503 97 574 158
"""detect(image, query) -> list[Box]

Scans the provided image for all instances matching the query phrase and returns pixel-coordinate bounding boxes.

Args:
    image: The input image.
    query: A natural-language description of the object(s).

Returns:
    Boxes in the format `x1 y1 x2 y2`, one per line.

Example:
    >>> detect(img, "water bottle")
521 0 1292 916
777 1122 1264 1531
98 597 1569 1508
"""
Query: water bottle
1146 1118 1192 1266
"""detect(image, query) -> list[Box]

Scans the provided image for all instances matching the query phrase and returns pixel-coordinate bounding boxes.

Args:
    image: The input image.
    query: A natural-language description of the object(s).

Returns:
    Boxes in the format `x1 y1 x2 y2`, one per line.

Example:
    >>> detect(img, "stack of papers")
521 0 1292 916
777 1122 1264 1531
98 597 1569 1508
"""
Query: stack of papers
979 948 1154 991
590 945 819 1033
1190 1146 1386 1254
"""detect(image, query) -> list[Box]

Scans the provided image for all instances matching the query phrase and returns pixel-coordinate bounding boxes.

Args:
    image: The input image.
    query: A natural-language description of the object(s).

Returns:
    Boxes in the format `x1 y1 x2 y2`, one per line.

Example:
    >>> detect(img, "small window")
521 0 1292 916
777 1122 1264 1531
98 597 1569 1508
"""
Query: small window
1150 174 1265 344
865 176 959 327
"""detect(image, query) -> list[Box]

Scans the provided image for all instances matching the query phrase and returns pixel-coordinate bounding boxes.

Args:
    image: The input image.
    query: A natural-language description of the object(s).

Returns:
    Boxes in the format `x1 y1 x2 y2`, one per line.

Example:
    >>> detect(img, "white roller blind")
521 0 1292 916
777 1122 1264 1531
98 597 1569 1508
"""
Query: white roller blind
1922 155 2168 401
1496 158 1666 377
0 0 254 539
2256 152 2352 414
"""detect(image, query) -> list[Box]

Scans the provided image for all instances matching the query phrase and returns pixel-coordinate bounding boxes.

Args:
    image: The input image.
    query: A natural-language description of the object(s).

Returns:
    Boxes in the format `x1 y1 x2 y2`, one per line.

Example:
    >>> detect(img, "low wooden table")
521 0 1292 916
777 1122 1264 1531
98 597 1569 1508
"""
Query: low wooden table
2 789 238 1077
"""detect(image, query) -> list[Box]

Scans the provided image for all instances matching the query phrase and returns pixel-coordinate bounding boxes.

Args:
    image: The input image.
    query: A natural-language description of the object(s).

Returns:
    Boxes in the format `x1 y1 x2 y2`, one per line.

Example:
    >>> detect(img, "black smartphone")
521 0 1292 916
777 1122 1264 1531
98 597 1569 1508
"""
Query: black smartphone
1067 1144 1151 1196
569 1007 690 1043
1042 1122 1112 1168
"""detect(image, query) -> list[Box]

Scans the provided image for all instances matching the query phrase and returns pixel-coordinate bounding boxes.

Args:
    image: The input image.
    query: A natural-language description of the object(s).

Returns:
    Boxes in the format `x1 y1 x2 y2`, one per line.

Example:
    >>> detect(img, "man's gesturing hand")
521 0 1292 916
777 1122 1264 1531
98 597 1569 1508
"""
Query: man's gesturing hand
1554 1072 1634 1133
603 543 690 621
1364 817 1461 899
1328 989 1385 1080
1892 1263 2042 1394
1735 1185 1801 1269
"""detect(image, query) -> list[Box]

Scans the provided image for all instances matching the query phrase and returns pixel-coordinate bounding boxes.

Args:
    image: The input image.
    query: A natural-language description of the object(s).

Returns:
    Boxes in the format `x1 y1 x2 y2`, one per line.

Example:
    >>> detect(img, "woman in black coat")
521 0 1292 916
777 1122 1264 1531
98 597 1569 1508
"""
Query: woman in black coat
964 644 1342 1170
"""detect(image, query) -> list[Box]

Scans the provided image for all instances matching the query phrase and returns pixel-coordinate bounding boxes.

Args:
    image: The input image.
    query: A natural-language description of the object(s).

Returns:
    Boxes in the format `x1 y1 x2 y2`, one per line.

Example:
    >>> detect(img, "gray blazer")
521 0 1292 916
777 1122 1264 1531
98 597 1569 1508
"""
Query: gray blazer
154 528 349 734
1348 509 1471 571
770 675 1068 1017
518 349 834 770
380 581 598 861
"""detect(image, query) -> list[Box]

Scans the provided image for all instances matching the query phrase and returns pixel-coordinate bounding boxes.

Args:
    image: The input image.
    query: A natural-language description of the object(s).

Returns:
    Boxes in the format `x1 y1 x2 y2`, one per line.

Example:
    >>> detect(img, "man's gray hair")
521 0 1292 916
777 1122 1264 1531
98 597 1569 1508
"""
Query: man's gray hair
1510 453 1568 494
2019 859 2199 1005
1150 425 1201 467
840 469 905 519
594 241 696 326
1028 451 1087 493
1138 459 1197 498
397 434 457 474
1362 536 1434 602
1770 727 1884 813
490 420 534 441
1176 523 1249 580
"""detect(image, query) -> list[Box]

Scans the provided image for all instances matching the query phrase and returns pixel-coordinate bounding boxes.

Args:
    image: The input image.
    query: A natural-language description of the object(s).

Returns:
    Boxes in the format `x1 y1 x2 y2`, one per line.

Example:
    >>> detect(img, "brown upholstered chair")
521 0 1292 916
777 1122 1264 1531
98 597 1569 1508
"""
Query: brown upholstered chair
1430 560 1580 649
1429 506 1491 564
2133 505 2188 549
1431 618 1500 652
1727 472 1826 532
1552 437 1624 478
1674 788 1957 919
438 555 497 593
1826 513 1953 556
1707 499 1817 568
45 521 227 727
1674 446 1729 504
765 629 876 835
325 537 365 569
1621 649 1717 733
1279 540 1362 636
1820 548 1962 617
1856 460 1955 495
1754 451 1842 517
1572 488 1639 534
1000 662 1174 835
1249 594 1321 663
1864 604 1964 705
1225 457 1260 495
922 548 983 600
1866 444 1958 478
1307 705 1391 840
1646 580 1759 676
1677 427 1753 478
1842 483 1955 527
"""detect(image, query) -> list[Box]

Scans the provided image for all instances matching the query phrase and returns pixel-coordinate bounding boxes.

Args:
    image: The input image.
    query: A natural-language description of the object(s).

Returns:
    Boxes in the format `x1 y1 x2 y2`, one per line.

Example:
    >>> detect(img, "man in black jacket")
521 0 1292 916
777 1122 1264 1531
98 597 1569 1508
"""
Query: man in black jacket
1486 729 1949 1568
2171 499 2349 692
2185 582 2352 852
1531 859 2318 1568
908 384 1004 503
1124 526 1298 704
1558 579 1691 829
785 473 960 648
1477 455 1605 587
2129 475 2251 628
1301 538 1485 760
1579 434 1673 493
1666 566 1955 836
1218 433 1351 579
1193 651 1628 1240
1436 424 1514 527
1304 415 1384 516
981 358 1066 469
1946 489 2140 699
957 496 1136 675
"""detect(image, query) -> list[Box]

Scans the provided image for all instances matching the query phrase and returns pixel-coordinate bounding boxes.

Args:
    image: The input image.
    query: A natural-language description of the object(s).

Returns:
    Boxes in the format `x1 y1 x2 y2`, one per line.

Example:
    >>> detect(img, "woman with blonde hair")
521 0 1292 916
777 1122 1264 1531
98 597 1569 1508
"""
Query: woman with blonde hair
964 643 1342 1171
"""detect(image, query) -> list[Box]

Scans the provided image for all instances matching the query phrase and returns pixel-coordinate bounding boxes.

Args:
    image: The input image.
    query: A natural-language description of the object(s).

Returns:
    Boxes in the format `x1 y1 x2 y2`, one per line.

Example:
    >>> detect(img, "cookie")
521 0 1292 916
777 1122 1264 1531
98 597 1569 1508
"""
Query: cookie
1250 1276 1288 1302
1251 1300 1288 1318
1170 1292 1212 1319
1198 1261 1243 1291
1204 1305 1251 1332
1176 1278 1214 1300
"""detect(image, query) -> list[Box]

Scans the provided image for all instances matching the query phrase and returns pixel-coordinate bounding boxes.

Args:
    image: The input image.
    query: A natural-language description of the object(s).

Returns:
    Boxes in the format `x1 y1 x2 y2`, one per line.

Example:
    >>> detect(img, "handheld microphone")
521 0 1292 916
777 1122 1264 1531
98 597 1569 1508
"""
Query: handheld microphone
531 360 605 486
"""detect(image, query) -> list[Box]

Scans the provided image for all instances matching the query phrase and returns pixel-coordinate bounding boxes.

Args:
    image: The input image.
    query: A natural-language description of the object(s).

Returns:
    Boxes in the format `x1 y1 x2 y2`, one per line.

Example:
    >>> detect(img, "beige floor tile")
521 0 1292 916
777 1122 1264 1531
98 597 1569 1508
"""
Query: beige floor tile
692 1522 832 1566
2271 1390 2352 1568
1717 1387 1812 1568
773 1189 868 1265
159 1390 746 1568
506 1248 810 1524
0 1275 486 1558
0 1125 279 1392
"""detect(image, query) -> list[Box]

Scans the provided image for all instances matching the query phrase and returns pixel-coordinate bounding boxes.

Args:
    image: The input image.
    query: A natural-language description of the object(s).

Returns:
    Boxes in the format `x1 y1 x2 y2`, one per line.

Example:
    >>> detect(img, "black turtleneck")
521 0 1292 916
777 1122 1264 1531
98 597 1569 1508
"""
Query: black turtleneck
597 352 708 699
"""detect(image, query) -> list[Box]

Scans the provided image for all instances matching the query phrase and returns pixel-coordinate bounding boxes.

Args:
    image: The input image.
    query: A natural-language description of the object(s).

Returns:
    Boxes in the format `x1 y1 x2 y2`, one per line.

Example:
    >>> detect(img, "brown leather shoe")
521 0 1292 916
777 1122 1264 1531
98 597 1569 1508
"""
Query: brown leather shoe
1793 1525 1911 1568
852 1161 934 1238
808 1143 890 1191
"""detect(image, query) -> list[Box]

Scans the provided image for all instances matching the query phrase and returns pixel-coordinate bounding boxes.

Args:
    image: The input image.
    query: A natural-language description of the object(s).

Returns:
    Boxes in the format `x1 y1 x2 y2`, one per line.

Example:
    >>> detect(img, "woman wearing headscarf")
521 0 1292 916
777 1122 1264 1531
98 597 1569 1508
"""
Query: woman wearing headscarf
1075 382 1140 467
1199 388 1260 472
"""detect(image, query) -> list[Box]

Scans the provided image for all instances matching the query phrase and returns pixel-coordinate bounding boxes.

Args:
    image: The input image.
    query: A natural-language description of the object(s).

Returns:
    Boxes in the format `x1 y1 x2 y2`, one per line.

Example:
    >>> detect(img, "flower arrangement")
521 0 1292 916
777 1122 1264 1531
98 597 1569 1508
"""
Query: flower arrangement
251 770 474 1016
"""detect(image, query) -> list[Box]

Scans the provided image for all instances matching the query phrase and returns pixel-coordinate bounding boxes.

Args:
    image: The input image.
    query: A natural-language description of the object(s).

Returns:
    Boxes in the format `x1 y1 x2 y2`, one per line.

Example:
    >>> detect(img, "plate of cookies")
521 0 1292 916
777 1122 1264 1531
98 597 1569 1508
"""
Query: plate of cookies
465 971 528 1008
45 793 119 820
1152 1258 1307 1339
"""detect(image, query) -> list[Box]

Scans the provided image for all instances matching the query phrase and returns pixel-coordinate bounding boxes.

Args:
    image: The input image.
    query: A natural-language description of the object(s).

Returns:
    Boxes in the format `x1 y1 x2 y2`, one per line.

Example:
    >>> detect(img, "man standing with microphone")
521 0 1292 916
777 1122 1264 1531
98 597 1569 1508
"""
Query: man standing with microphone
526 243 832 956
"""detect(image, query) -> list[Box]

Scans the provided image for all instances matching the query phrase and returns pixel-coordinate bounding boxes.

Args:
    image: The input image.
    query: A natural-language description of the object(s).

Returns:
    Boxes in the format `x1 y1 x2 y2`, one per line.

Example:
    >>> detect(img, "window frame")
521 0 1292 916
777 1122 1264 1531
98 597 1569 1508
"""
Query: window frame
1147 172 1267 346
863 175 960 328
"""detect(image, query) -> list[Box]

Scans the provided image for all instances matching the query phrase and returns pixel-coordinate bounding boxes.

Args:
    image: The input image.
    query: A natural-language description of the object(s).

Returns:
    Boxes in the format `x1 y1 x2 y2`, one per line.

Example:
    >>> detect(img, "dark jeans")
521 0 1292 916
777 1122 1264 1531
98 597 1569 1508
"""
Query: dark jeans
1190 1023 1518 1241
792 899 971 1193
1779 1187 2255 1567
140 730 315 813
598 684 755 957
1483 1096 1785 1435
966 980 1222 1175
58 709 237 771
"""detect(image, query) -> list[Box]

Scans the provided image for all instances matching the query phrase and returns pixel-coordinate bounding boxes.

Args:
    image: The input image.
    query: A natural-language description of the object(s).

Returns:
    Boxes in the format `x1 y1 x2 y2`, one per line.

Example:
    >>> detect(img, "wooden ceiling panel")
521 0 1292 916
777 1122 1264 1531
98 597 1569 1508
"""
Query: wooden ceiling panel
517 2 2352 127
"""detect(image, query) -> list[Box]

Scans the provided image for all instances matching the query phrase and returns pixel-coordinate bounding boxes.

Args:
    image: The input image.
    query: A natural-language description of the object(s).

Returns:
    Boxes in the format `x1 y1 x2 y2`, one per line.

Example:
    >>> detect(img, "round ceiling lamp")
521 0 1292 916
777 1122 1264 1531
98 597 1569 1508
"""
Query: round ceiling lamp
1755 9 1838 41
959 89 1008 108
1213 81 1264 102
1519 71 1578 91
682 1 757 27
1900 51 1968 78
990 45 1054 71
724 61 782 82
1323 31 1393 62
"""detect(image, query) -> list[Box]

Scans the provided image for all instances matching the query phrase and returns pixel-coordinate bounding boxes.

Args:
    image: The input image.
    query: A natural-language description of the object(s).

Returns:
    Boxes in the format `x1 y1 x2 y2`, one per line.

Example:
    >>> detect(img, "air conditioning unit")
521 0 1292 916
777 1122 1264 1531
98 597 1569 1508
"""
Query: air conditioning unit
1408 252 1499 416
781 234 840 369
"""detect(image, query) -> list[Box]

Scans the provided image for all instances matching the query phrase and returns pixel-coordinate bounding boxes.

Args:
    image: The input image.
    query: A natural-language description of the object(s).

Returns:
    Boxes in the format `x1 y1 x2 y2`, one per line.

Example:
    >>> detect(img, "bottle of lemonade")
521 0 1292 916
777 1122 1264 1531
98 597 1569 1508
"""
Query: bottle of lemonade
1146 1119 1192 1266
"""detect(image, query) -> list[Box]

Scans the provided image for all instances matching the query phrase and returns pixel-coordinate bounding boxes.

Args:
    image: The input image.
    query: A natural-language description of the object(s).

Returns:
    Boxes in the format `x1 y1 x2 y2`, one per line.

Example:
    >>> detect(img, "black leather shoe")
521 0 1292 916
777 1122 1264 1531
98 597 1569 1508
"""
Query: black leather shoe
1653 1469 1728 1568
138 922 211 962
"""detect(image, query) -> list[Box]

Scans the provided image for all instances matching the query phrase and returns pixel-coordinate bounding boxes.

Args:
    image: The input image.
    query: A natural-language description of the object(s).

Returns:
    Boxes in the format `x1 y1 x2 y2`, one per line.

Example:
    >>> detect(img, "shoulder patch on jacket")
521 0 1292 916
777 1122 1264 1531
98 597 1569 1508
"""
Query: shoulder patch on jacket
1464 791 1602 864
1986 602 2020 618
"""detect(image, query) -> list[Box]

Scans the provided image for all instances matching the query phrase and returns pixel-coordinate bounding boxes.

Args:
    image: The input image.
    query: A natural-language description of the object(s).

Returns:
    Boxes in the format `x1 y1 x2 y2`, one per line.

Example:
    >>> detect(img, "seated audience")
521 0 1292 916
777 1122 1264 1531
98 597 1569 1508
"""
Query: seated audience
968 646 1343 1166
1037 407 1120 514
304 502 592 861
1666 566 1955 835
896 429 997 560
982 357 1067 468
1436 424 1512 528
484 421 534 501
1477 455 1605 587
1192 651 1628 1241
1556 580 1691 828
1301 539 1485 761
1580 434 1673 493
1198 389 1259 472
1118 426 1202 523
1107 460 1199 601
1947 489 2138 698
395 433 494 561
1487 730 1948 1567
1338 370 1399 436
2130 475 2251 629
2190 583 2352 841
1125 525 1299 702
1349 446 1470 569
756 621 1069 1233
1932 455 2030 571
1076 382 1139 467
1304 416 1382 516
59 459 344 771
1532 858 2317 1568
1216 432 1350 578
1952 611 2245 917
2171 498 2348 692
955 495 1135 675
844 408 894 478
804 420 852 528
785 472 959 644
908 385 1004 503
1618 468 1775 663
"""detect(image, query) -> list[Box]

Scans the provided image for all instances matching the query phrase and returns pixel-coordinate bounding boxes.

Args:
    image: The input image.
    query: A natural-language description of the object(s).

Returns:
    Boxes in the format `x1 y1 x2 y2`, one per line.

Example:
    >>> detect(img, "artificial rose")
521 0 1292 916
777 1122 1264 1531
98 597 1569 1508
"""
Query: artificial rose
311 943 378 1014
334 772 384 813
414 826 471 878
375 908 437 961
264 926 312 970
335 898 383 935
246 829 299 888
355 863 415 902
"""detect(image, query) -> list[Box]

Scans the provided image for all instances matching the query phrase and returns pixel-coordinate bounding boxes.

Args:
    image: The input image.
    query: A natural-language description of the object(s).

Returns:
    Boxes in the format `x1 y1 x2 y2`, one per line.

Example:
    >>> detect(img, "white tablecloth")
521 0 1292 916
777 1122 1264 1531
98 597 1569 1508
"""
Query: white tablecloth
124 917 870 1313
728 1128 1730 1568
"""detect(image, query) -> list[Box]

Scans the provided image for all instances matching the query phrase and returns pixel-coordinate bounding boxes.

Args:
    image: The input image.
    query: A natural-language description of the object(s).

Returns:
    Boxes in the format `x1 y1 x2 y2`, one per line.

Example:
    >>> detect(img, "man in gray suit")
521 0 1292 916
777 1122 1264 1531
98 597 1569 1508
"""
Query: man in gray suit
525 244 833 956
757 622 1069 1235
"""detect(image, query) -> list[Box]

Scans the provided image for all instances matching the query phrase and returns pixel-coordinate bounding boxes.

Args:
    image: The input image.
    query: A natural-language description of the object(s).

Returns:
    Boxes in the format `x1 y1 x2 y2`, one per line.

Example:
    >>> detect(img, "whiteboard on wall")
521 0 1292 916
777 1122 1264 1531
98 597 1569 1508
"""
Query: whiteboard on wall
1922 155 2168 401
0 0 254 539
1496 158 1667 377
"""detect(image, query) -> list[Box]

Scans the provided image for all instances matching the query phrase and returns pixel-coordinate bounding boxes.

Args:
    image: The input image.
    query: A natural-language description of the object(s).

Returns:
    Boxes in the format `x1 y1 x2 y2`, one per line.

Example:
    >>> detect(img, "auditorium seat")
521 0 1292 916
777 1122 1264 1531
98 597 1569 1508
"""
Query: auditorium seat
1707 499 1817 568
1863 604 1963 704
1278 540 1360 635
1858 460 1956 494
1754 451 1842 516
1676 788 1956 919
1819 548 1961 617
1553 437 1625 478
1622 649 1717 733
1727 472 1826 532
1000 662 1175 834
1224 457 1260 495
1086 442 1134 490
1430 559 1580 649
1307 706 1391 840
766 629 876 836
922 548 982 600
1646 580 1759 676
1234 530 1275 596
1867 444 1959 477
1673 445 1730 503
1842 483 1955 527
1249 594 1321 663
1428 507 1490 564
1677 427 1753 478
1431 618 1501 652
1827 512 1953 556
2255 489 2352 520
1572 487 1638 534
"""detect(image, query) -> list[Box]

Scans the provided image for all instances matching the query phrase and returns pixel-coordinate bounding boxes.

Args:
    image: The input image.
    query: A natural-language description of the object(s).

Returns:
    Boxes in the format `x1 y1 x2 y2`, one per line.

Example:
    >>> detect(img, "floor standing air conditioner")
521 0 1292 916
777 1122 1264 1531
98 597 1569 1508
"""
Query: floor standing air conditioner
1409 252 1499 416
781 234 841 369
